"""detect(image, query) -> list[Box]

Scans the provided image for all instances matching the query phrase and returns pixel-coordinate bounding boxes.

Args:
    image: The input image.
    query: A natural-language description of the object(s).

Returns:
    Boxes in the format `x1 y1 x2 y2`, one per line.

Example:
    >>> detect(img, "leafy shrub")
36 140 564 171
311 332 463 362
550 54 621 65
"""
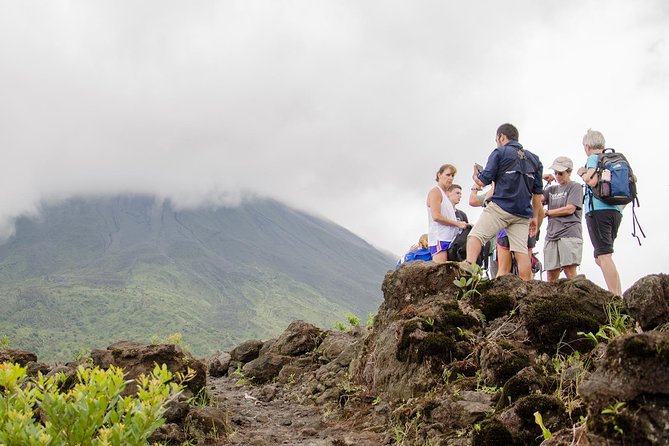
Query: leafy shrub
0 361 189 445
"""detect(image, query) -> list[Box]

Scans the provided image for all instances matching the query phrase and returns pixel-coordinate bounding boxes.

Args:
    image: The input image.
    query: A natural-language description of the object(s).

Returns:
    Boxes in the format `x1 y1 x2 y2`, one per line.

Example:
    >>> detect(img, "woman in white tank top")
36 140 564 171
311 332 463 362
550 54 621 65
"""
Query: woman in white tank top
427 164 469 263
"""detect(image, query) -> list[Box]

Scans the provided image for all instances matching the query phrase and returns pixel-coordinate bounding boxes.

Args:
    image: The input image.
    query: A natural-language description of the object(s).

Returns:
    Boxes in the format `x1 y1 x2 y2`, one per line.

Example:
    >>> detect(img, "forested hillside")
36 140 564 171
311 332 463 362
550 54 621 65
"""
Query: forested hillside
0 195 394 360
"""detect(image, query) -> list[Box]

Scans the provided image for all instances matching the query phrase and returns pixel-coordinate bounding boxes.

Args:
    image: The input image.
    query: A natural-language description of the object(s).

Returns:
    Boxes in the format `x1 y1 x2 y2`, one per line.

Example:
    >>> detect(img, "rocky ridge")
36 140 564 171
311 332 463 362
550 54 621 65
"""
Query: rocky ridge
4 263 669 445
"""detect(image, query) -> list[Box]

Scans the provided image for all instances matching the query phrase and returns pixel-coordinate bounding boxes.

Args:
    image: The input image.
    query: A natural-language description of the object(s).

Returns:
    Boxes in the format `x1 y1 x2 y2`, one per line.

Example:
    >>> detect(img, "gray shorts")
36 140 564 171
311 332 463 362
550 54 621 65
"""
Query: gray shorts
543 237 583 271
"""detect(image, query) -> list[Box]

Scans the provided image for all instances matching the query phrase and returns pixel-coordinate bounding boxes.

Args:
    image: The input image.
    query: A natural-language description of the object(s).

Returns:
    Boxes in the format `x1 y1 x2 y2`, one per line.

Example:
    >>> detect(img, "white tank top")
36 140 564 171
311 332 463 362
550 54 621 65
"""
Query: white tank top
427 186 458 246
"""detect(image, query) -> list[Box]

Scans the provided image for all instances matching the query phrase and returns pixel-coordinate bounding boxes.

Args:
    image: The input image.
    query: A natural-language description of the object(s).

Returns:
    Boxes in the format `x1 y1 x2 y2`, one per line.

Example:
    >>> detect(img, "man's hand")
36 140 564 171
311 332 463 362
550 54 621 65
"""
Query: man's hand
528 217 538 237
456 221 469 230
472 165 484 188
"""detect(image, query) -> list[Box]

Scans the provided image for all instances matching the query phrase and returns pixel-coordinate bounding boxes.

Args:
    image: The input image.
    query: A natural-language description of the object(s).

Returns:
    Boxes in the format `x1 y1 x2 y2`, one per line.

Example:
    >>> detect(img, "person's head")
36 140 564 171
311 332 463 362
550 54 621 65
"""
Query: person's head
496 123 519 147
435 164 457 186
549 156 573 185
447 184 463 205
418 234 428 249
582 129 605 153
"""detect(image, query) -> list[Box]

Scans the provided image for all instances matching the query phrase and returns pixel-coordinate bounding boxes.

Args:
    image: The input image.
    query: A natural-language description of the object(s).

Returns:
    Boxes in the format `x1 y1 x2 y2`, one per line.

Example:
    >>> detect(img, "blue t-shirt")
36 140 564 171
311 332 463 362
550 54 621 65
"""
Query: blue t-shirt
477 141 543 218
584 154 622 214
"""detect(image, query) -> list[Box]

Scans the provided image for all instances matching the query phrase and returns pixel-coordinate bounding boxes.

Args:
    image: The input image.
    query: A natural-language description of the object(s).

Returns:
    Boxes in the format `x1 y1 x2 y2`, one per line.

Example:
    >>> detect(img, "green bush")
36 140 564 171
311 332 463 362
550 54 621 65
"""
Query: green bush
0 361 188 445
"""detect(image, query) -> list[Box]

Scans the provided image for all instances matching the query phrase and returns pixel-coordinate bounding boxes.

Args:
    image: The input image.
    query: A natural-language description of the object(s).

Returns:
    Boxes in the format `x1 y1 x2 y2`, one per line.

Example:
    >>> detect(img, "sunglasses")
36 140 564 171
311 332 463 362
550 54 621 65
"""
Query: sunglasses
555 170 571 176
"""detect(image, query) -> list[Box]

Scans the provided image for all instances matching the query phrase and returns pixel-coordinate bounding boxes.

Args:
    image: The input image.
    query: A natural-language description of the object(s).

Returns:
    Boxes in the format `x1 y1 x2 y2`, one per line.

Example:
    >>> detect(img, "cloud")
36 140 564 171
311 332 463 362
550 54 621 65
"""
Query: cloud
0 0 667 290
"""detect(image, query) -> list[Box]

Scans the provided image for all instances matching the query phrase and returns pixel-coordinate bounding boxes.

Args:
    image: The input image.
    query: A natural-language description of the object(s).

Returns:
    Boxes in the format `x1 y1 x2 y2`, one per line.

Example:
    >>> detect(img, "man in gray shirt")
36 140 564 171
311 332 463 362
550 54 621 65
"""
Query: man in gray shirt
541 156 583 282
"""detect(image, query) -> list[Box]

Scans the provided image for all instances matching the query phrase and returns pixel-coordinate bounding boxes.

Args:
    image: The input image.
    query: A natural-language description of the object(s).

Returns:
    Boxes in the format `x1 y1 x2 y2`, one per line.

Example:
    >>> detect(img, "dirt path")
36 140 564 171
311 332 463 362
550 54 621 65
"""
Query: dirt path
207 375 386 445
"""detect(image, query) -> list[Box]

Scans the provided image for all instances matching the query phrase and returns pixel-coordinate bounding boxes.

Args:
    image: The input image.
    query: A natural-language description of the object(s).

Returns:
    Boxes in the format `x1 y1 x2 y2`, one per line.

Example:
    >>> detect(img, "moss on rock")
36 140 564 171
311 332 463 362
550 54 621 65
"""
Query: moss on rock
471 292 515 322
498 353 531 387
515 394 565 423
397 325 457 364
498 367 547 409
620 336 669 364
511 394 569 445
472 418 513 446
524 296 601 354
396 301 479 364
436 301 480 332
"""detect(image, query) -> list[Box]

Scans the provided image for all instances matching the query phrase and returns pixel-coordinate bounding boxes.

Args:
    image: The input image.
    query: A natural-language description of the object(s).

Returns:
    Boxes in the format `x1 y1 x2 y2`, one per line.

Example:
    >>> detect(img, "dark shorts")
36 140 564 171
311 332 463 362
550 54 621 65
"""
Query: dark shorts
497 234 536 250
586 210 622 257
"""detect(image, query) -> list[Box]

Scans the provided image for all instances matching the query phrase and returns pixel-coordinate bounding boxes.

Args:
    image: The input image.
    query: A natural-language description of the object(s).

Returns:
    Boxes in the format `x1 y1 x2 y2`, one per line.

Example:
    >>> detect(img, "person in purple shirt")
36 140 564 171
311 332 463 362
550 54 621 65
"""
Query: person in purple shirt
463 123 544 280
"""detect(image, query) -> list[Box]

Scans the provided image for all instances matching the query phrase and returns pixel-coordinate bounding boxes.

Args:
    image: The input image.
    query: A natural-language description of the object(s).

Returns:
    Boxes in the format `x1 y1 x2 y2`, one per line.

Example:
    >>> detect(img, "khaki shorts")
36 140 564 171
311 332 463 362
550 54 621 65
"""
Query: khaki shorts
543 237 583 271
469 202 530 253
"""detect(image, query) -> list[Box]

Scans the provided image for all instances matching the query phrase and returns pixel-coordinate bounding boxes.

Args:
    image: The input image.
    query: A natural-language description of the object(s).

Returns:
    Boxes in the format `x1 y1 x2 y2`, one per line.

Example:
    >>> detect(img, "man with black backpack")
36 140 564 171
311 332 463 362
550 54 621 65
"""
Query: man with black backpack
577 129 623 296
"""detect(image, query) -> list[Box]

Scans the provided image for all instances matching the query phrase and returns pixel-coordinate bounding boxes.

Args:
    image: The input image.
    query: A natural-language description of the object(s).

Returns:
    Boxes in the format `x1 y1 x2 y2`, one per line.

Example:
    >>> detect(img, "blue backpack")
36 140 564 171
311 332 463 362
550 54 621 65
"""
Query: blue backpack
590 148 637 206
588 148 645 244
396 248 432 268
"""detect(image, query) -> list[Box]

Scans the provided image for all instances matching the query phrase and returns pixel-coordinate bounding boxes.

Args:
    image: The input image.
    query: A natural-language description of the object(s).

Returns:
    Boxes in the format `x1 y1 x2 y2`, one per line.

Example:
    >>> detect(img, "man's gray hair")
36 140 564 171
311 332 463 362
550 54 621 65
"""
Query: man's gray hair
583 129 605 150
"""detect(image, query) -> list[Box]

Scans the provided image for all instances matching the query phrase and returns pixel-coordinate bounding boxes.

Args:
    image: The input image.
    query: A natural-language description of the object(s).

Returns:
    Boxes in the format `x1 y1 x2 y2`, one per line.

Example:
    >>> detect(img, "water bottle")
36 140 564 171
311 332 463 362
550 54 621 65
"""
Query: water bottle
600 169 611 197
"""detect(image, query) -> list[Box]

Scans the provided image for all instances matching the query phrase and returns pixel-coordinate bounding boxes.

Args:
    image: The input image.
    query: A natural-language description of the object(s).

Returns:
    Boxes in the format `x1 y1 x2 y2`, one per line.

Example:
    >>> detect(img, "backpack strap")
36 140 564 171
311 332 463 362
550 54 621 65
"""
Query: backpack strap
631 201 646 246
582 173 595 213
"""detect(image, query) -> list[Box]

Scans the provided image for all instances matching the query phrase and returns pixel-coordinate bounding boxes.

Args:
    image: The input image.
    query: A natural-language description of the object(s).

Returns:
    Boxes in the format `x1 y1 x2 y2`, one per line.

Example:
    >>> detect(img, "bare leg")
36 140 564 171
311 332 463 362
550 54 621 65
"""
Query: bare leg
595 254 622 295
546 269 560 282
496 247 512 277
514 252 532 281
563 265 578 279
432 250 448 264
465 236 482 265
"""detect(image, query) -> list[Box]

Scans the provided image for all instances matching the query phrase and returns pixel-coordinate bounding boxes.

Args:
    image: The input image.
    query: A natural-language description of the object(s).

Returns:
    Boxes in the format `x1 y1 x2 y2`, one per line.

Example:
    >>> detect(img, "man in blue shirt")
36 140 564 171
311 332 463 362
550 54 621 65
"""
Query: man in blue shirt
463 123 544 280
576 129 623 296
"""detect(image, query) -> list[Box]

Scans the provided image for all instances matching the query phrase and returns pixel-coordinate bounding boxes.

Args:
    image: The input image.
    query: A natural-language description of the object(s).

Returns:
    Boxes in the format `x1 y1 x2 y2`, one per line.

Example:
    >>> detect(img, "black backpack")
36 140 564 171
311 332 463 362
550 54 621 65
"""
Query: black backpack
447 227 484 265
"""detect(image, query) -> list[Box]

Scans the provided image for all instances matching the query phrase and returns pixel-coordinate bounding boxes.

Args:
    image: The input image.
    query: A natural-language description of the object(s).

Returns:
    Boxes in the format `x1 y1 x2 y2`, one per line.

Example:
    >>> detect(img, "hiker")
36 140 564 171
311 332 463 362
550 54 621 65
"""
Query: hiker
467 182 499 275
495 231 541 278
541 156 583 282
443 184 476 264
469 170 542 278
447 184 469 224
427 164 468 263
396 234 432 267
577 129 622 295
463 123 544 280
469 181 494 209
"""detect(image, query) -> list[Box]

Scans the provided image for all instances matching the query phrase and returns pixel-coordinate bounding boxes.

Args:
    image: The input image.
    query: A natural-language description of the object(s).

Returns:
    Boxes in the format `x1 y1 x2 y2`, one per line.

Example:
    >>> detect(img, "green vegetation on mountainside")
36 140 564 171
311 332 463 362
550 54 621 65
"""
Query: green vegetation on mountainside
0 196 391 361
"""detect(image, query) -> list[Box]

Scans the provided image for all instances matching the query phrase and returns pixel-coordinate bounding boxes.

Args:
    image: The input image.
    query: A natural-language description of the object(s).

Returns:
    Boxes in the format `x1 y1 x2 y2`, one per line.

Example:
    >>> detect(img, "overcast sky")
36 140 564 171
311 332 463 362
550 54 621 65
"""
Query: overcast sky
1 1 667 292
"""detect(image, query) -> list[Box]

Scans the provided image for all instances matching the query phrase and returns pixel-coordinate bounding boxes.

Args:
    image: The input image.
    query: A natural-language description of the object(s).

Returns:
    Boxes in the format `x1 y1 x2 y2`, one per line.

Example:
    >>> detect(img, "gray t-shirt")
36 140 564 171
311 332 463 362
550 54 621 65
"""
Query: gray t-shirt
543 181 583 241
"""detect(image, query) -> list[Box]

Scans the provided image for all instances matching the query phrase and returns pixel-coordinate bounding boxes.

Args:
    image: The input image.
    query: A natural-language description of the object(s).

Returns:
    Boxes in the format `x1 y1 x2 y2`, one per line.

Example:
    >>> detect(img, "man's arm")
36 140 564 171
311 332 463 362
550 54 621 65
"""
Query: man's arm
548 182 582 217
529 193 543 237
469 187 483 207
474 150 499 187
471 165 485 189
545 204 577 218
469 185 494 207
